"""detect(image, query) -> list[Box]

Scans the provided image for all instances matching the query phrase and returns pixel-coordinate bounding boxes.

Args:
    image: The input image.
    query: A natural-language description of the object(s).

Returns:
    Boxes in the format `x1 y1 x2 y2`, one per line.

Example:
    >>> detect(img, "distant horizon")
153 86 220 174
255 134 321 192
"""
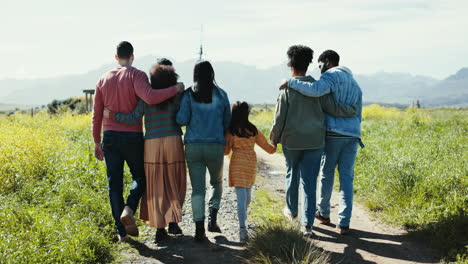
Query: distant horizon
0 53 465 82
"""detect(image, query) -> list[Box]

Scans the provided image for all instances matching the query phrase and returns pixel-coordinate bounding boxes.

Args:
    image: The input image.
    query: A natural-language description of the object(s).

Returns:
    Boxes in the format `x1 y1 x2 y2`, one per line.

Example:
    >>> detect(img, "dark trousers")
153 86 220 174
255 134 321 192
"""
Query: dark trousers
102 131 146 236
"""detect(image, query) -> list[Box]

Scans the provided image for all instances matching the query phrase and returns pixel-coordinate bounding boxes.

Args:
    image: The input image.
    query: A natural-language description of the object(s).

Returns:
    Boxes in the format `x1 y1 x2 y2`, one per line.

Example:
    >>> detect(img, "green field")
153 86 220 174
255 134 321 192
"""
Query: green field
0 106 466 263
0 113 116 263
251 105 468 262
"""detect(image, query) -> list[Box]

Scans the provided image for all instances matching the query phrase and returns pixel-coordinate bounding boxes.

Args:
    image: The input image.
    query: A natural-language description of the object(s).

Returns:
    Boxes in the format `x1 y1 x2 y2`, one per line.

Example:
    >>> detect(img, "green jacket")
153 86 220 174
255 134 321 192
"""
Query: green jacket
270 75 357 150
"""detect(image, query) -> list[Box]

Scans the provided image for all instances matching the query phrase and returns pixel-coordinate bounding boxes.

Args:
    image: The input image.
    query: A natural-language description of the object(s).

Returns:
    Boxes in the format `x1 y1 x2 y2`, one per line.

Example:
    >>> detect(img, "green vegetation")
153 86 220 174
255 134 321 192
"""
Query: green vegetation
47 97 87 115
251 105 468 262
250 107 282 153
248 183 329 264
0 113 120 263
1 105 466 263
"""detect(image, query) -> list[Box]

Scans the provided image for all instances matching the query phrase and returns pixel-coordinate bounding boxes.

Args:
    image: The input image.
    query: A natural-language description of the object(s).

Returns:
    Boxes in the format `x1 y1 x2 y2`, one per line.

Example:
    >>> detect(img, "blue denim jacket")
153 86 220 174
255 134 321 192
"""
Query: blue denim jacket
288 66 363 139
176 86 231 145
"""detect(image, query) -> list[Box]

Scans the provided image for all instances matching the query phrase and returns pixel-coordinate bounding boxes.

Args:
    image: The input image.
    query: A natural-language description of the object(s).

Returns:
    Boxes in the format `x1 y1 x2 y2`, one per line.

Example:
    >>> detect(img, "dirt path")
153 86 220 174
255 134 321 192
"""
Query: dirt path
119 156 247 264
119 149 440 264
255 147 440 264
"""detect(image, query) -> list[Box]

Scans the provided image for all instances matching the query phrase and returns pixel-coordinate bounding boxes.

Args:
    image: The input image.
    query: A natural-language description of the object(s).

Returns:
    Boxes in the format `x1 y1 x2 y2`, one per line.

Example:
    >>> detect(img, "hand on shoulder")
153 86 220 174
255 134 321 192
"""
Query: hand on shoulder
279 79 288 90
176 82 185 93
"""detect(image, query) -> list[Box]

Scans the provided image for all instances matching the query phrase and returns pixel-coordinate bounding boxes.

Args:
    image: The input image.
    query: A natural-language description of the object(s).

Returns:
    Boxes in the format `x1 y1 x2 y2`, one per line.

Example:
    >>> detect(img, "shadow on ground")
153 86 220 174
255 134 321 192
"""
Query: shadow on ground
127 234 247 264
313 225 439 264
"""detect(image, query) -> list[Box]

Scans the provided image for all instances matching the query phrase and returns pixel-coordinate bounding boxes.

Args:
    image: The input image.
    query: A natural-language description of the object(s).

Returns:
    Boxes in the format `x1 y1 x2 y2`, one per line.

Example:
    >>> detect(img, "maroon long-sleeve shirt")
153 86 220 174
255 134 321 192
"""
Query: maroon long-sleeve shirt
92 65 178 144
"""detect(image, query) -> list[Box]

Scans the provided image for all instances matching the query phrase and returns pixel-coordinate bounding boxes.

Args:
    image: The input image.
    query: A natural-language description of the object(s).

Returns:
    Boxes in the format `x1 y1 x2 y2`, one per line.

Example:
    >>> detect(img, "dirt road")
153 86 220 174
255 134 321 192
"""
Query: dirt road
255 148 440 264
120 148 440 264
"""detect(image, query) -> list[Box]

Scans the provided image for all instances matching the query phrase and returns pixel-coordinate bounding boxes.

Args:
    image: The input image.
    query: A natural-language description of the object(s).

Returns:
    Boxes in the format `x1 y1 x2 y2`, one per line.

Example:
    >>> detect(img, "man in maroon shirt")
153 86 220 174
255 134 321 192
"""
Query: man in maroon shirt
93 41 184 242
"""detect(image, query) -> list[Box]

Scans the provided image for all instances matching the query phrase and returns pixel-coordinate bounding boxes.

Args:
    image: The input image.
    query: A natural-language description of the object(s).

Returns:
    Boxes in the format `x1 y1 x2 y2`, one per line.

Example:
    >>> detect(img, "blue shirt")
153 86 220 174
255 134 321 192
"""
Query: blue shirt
176 86 231 145
287 66 363 139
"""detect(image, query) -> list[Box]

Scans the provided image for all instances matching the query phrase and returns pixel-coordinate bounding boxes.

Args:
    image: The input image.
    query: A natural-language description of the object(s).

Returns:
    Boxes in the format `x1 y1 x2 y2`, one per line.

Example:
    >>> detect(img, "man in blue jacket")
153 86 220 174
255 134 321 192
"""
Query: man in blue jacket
280 50 363 234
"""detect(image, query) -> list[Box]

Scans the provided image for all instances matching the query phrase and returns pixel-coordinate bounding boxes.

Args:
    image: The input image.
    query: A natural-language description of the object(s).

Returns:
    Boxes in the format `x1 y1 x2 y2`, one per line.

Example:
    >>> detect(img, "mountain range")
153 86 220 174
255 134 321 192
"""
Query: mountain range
0 55 467 108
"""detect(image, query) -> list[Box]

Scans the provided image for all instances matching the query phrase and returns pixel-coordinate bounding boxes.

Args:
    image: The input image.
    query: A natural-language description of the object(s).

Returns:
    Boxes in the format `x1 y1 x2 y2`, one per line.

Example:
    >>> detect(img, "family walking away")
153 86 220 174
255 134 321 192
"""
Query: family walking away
92 40 362 244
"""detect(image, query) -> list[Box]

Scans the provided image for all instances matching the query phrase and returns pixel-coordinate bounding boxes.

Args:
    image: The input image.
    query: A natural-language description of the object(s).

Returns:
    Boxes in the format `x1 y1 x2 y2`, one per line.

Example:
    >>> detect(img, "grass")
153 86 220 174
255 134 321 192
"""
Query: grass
0 112 128 263
250 104 468 262
247 181 329 264
1 105 466 263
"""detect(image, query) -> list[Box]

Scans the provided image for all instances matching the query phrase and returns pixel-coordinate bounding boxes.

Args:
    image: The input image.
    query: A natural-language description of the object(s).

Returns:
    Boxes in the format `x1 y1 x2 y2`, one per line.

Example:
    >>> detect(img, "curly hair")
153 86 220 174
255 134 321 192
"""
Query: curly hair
287 45 314 72
149 64 179 108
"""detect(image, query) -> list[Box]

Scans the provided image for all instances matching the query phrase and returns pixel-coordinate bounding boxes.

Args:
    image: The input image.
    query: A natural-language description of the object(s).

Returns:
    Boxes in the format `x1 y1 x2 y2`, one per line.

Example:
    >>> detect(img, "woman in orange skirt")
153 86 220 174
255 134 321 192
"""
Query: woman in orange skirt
105 62 186 243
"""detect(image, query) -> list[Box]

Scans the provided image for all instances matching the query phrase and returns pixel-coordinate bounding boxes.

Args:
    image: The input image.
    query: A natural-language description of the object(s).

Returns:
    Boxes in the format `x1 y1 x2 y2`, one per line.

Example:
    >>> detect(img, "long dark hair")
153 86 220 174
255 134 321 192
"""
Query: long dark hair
149 64 179 108
192 60 216 103
229 101 258 138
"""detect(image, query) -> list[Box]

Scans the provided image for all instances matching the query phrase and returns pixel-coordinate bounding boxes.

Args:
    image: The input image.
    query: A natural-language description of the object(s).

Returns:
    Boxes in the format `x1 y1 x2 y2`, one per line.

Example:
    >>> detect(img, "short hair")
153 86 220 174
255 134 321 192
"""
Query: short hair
157 58 173 66
116 41 134 59
287 45 314 72
318 50 340 66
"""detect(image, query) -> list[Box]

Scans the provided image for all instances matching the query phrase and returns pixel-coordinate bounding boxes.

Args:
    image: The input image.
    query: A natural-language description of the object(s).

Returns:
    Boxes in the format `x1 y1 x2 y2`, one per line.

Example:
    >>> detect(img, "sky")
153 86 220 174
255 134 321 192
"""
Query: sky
0 0 467 80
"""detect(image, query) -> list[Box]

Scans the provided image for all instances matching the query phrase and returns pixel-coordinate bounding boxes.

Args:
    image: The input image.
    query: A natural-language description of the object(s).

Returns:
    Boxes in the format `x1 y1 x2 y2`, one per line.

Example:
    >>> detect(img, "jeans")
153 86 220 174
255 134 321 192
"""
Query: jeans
283 147 323 227
102 131 146 237
317 137 359 228
185 143 224 222
235 187 252 228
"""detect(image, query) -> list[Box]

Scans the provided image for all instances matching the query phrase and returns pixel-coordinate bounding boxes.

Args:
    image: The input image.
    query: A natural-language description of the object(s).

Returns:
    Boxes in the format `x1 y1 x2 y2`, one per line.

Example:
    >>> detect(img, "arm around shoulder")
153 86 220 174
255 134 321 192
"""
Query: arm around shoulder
134 70 178 104
321 93 357 117
288 74 333 97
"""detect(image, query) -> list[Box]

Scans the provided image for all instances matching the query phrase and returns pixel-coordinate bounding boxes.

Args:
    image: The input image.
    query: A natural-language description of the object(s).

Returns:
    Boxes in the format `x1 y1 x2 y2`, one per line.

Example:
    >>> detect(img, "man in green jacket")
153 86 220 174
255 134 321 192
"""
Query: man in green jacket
270 45 356 237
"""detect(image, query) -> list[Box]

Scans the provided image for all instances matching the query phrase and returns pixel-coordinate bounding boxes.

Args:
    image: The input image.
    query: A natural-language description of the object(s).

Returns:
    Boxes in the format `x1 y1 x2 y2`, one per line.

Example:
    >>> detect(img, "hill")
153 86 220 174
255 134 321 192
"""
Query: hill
0 56 466 107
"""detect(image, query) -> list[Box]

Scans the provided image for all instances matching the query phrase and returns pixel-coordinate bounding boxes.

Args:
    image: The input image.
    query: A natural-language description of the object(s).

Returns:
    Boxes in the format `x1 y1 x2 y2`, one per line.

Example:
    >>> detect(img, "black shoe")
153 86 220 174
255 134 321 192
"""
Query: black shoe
207 208 222 233
155 228 169 243
194 221 207 242
168 222 183 235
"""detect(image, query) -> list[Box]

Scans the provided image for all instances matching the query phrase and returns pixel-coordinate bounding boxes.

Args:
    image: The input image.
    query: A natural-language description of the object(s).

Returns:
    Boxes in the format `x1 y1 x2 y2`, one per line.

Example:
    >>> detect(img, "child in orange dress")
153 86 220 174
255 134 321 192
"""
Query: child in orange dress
224 101 277 242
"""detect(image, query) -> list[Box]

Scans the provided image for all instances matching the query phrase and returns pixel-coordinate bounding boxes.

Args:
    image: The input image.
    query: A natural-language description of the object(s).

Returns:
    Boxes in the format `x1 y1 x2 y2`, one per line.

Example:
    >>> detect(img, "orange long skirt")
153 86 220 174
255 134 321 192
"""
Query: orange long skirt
139 135 187 228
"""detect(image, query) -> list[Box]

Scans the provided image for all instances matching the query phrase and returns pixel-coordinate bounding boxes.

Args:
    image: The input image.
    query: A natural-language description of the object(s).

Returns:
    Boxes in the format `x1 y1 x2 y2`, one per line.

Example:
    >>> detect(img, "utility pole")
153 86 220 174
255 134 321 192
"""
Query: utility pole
198 25 204 61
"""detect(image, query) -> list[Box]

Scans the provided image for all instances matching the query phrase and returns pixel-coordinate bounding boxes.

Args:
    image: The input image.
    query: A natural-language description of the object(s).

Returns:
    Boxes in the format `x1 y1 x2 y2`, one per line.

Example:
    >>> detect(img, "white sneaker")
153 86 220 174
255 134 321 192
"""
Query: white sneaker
283 207 297 222
239 227 249 243
302 226 314 237
120 206 139 236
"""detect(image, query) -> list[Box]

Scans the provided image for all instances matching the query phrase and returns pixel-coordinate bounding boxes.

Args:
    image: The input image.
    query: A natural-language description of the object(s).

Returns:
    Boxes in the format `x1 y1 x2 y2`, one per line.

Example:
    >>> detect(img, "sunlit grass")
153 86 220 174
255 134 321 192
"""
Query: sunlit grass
250 105 468 262
0 113 119 263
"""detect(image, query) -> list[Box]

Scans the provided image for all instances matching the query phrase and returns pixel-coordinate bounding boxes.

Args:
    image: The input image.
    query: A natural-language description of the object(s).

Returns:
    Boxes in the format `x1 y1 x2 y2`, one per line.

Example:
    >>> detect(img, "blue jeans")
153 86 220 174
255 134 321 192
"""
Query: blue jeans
102 131 146 236
283 147 323 227
235 187 252 228
317 137 359 228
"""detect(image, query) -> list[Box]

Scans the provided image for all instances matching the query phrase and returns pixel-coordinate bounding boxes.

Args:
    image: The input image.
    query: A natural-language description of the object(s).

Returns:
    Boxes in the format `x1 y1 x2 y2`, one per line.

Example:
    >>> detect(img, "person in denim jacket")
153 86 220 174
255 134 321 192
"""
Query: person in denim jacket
176 60 231 242
280 50 363 234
